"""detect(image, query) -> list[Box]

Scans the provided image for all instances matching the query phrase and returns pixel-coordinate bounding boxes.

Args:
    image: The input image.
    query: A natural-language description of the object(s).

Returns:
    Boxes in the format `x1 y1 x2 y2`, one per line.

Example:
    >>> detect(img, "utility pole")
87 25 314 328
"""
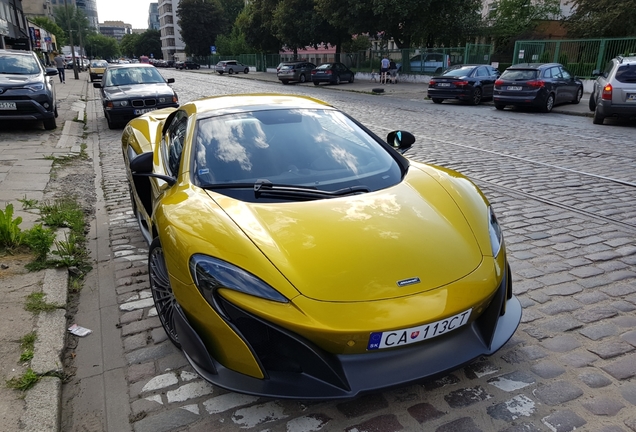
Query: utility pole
64 0 79 80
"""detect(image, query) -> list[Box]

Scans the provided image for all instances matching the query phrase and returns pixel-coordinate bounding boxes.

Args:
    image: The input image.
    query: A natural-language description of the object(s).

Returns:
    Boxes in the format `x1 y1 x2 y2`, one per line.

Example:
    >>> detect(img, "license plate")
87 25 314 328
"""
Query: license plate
0 102 17 110
438 83 451 87
367 308 472 350
507 86 522 91
627 93 636 102
134 108 156 115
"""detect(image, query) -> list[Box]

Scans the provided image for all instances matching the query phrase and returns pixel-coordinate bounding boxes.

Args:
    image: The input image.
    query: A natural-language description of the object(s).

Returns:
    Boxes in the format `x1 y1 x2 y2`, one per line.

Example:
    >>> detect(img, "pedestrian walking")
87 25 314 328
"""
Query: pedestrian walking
380 55 390 84
389 60 398 84
54 53 65 83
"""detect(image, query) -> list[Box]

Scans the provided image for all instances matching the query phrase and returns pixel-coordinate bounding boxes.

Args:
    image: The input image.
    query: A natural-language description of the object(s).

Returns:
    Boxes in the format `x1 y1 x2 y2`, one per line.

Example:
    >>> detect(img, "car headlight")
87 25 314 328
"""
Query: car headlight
113 100 128 107
488 206 503 257
159 97 167 103
24 83 44 91
190 254 288 305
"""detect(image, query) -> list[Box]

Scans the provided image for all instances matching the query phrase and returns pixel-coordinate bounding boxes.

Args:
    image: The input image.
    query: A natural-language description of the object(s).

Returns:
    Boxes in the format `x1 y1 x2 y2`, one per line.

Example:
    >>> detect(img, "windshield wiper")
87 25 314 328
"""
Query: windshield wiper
204 179 369 200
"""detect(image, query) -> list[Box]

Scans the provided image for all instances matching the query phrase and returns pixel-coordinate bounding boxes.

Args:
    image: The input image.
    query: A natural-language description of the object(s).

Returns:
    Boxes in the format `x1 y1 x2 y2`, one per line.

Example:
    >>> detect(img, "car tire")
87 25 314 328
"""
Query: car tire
281 80 289 85
229 68 234 74
593 107 605 125
495 103 505 110
244 68 249 74
314 81 319 86
349 74 354 83
471 87 482 105
542 94 555 113
572 87 583 104
299 74 306 83
197 65 200 69
435 67 442 74
43 117 56 130
106 115 117 130
149 238 181 348
432 98 443 104
218 71 223 75
54 104 58 118
588 93 596 111
335 75 341 85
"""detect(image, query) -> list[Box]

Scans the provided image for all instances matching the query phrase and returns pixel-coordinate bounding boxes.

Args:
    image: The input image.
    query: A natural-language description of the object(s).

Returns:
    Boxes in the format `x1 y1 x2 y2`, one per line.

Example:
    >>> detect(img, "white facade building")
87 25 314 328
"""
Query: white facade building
158 0 185 61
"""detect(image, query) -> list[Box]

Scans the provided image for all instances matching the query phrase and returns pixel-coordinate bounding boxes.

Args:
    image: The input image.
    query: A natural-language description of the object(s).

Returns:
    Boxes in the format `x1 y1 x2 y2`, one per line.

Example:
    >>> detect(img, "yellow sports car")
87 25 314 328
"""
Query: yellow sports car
122 94 521 399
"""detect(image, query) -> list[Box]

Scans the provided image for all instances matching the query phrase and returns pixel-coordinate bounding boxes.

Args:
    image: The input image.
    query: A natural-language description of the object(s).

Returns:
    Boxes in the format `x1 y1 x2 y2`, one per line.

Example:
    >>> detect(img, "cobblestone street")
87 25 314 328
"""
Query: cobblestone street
63 70 636 432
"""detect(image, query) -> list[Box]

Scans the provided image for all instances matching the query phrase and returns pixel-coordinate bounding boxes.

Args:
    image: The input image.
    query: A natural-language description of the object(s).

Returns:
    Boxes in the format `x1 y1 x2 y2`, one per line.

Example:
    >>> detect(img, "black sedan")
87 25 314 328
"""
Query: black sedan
494 63 583 113
93 64 178 129
311 62 355 85
428 65 500 105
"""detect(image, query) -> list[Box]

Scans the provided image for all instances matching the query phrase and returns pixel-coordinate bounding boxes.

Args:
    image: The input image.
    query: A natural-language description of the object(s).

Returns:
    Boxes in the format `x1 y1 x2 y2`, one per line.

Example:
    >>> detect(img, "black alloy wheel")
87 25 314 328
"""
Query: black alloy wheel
228 68 234 74
471 87 483 105
335 75 341 85
314 81 319 86
244 68 249 74
572 87 583 104
349 74 354 83
299 74 306 83
149 238 181 347
495 103 505 110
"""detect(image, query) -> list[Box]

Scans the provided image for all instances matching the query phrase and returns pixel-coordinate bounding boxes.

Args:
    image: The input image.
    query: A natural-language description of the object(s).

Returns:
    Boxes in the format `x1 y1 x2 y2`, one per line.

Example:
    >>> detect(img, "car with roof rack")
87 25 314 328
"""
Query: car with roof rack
589 54 636 125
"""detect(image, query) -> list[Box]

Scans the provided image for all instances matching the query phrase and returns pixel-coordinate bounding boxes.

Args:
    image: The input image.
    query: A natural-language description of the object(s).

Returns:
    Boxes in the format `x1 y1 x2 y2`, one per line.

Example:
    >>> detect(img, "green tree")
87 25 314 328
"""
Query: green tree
84 33 119 59
564 0 636 38
216 26 252 55
53 4 92 44
487 0 561 54
30 16 68 48
119 33 140 58
341 34 371 53
235 0 282 53
136 29 163 59
177 0 228 56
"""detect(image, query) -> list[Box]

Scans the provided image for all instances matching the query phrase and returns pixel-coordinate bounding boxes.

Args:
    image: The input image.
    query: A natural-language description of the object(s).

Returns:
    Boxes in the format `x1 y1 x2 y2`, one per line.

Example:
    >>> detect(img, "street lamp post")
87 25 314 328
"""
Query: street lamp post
63 0 79 80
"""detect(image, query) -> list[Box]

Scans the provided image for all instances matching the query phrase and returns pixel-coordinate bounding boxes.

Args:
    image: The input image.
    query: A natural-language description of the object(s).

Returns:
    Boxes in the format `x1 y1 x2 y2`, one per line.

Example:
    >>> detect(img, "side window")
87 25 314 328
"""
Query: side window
550 67 562 78
560 68 571 79
166 111 188 175
603 60 614 76
475 67 487 77
543 68 552 78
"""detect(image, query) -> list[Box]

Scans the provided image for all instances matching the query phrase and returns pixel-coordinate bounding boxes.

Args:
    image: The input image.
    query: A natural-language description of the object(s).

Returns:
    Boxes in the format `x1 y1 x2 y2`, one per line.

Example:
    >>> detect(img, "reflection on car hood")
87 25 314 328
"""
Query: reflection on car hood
210 167 483 302
0 74 39 84
104 83 172 98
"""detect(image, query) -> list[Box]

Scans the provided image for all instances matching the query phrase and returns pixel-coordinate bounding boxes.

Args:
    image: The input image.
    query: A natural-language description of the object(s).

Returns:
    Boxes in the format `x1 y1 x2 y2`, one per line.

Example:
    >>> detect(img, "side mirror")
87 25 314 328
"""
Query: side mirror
591 69 601 77
386 131 415 154
129 151 176 186
93 82 102 88
45 68 58 76
167 78 175 84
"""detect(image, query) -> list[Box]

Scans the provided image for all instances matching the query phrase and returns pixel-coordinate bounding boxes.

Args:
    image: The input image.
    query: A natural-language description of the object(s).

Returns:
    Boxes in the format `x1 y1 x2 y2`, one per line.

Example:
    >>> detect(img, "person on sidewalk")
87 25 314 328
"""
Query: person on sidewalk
389 60 398 83
54 53 66 83
380 55 390 84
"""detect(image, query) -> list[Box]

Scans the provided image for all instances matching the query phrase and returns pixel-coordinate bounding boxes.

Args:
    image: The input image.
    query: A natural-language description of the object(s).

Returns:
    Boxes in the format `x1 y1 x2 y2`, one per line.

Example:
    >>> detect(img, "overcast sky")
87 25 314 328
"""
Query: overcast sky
96 0 152 30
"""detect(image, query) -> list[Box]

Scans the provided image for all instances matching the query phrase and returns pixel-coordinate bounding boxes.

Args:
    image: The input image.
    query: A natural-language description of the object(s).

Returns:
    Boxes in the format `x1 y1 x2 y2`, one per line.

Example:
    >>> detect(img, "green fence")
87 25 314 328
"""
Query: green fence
193 45 492 75
513 37 636 78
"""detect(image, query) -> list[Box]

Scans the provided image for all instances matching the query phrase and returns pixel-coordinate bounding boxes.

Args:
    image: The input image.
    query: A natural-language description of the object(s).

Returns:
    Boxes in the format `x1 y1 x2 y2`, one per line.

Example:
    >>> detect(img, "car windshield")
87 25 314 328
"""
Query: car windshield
316 64 331 70
104 67 165 86
0 53 41 75
91 61 108 68
443 66 476 77
280 64 296 70
192 108 402 199
500 69 538 81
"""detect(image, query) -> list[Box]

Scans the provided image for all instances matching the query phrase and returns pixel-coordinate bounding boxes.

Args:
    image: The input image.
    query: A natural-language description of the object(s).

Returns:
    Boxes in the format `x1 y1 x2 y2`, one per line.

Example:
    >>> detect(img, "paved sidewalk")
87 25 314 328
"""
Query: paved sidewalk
0 72 88 432
191 68 594 117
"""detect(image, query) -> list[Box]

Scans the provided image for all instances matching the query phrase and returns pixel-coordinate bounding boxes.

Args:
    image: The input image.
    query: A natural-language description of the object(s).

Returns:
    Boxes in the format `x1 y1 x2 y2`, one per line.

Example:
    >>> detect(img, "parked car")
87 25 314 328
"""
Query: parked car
0 49 58 130
409 53 451 74
183 60 200 70
121 93 520 399
493 63 583 113
88 59 109 82
311 62 355 85
277 61 316 84
428 64 500 105
589 55 636 125
215 60 249 74
93 63 178 129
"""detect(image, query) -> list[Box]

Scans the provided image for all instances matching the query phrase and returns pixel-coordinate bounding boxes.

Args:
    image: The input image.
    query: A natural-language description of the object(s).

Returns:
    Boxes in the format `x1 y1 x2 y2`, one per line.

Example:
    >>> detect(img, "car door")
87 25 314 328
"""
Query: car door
547 66 565 103
559 67 578 100
475 66 494 97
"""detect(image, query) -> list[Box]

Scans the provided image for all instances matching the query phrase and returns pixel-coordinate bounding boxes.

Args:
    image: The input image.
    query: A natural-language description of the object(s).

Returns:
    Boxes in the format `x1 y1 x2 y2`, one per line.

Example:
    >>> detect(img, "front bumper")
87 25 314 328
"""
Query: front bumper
0 96 55 121
105 102 178 123
175 264 521 399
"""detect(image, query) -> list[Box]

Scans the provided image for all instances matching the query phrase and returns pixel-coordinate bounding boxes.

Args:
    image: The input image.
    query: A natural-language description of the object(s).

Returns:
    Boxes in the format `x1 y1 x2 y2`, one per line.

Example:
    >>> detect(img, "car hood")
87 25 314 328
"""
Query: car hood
103 83 172 98
208 167 483 302
0 74 40 85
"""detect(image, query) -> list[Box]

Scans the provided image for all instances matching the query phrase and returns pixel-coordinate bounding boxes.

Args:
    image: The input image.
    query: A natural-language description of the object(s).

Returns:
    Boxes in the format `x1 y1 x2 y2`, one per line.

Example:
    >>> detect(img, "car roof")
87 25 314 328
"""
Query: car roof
0 49 35 56
617 55 636 63
507 63 562 69
188 94 333 117
106 63 155 70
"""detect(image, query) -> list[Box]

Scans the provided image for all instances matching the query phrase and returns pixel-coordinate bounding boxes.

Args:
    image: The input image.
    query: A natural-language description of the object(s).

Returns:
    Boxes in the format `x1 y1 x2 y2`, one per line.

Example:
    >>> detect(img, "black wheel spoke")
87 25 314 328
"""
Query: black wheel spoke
149 243 180 346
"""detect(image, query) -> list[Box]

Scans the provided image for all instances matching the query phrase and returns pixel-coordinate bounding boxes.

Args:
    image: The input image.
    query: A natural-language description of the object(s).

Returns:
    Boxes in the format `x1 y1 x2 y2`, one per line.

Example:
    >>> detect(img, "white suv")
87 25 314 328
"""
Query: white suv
589 55 636 125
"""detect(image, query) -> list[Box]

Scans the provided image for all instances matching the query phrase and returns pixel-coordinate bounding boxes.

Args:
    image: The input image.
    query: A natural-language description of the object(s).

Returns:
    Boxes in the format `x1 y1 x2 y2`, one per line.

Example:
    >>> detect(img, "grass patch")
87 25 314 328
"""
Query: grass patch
19 332 37 362
24 292 58 313
6 368 40 391
18 196 39 210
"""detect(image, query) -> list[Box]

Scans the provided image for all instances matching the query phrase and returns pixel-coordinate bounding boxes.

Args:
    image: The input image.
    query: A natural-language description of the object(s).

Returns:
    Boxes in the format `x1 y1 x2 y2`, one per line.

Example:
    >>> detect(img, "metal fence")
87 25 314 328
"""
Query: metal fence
513 37 636 78
194 44 492 75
